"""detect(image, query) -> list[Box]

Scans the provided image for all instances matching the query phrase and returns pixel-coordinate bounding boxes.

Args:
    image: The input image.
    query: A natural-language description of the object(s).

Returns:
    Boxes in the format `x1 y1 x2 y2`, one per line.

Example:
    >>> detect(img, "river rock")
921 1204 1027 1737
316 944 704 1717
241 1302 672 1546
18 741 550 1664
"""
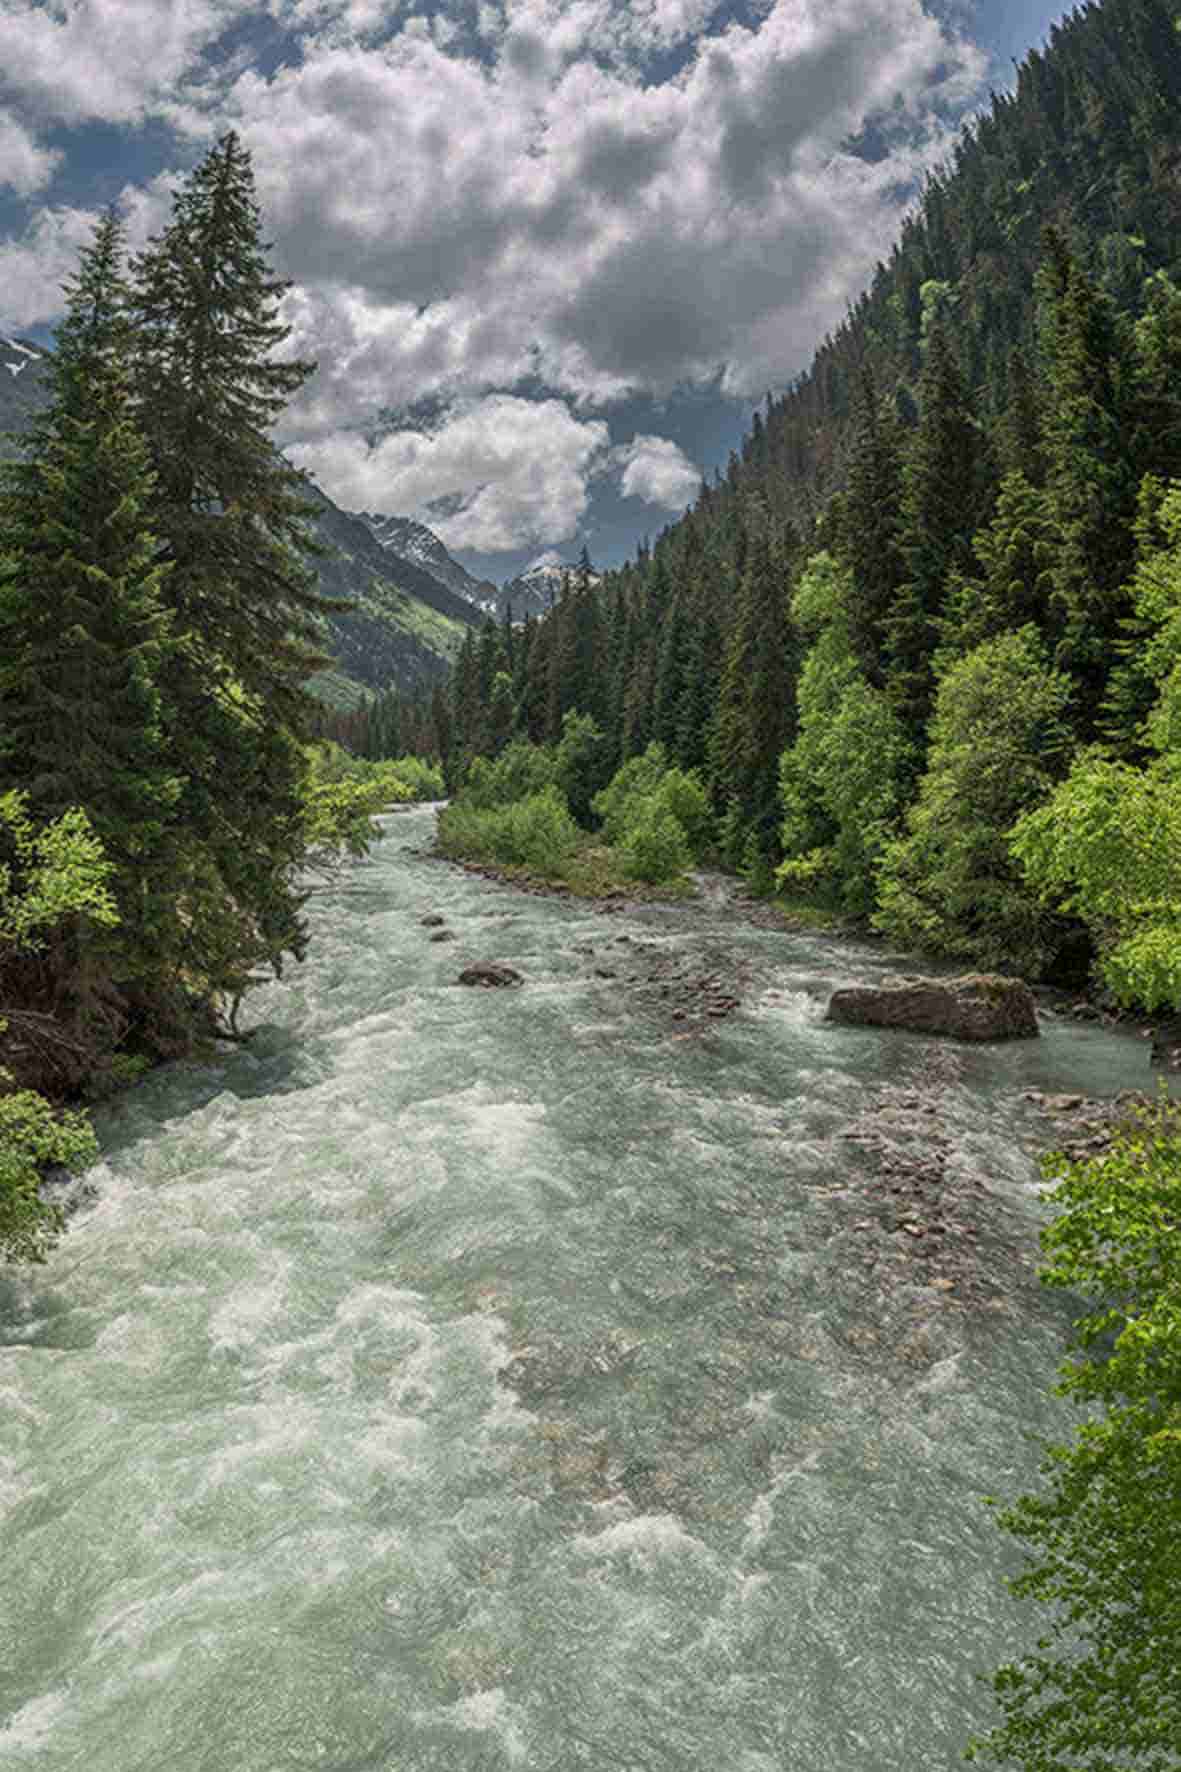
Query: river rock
457 962 523 988
826 973 1039 1042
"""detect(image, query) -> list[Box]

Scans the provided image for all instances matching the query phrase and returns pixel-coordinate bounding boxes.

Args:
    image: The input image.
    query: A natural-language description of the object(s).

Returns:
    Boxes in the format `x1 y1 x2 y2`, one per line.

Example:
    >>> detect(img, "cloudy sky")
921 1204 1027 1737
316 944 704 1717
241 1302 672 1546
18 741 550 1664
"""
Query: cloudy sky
0 0 1069 582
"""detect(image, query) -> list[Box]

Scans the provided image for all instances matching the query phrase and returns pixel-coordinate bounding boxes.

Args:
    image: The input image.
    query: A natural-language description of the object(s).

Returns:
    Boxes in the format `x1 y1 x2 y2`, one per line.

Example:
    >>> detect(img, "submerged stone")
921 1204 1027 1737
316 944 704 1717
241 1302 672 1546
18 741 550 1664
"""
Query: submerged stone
457 962 523 988
826 973 1039 1042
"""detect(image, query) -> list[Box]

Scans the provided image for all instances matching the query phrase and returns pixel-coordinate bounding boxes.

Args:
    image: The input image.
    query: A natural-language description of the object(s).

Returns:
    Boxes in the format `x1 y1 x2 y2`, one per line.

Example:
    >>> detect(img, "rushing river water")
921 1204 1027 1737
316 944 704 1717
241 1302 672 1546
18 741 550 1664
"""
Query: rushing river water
0 806 1163 1771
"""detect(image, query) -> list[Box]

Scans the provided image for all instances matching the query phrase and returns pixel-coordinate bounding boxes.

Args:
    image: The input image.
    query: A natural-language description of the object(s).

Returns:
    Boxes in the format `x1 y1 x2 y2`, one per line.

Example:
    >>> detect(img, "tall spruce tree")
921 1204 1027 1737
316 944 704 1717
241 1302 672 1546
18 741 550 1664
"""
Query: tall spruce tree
126 132 337 998
837 367 907 685
1038 227 1138 733
710 497 796 857
884 318 994 743
0 211 182 989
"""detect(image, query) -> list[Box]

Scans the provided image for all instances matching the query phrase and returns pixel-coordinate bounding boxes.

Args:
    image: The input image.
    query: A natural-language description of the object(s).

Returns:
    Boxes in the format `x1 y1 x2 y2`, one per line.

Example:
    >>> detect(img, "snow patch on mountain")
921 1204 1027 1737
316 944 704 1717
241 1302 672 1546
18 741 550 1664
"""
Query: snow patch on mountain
2 336 41 377
498 558 601 621
357 511 499 613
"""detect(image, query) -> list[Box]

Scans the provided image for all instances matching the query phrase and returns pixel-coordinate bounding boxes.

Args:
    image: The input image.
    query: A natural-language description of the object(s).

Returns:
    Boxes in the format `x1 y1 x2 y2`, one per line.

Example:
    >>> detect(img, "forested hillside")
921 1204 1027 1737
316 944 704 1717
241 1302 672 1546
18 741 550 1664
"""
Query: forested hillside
424 0 1181 1015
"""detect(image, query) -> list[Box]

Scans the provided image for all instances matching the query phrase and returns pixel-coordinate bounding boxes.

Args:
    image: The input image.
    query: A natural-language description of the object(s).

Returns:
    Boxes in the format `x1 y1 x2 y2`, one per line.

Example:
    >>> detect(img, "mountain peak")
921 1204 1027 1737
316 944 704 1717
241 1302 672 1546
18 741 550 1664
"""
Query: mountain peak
355 510 499 613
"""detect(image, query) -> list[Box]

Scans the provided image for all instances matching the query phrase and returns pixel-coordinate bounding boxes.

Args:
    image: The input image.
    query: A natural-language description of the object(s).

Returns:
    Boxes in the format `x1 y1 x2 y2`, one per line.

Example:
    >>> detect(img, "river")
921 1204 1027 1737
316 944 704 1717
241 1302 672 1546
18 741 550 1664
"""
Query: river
0 806 1160 1771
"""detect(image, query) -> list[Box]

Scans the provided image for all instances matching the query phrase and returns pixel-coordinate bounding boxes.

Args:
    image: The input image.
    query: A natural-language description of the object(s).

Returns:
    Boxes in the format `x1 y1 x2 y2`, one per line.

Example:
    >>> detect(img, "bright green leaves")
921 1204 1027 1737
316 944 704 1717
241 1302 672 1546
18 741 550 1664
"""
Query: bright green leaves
0 1079 95 1264
1010 483 1181 1011
0 794 116 1263
874 626 1073 973
969 1102 1181 1769
1011 755 1181 1011
777 557 911 916
0 792 118 946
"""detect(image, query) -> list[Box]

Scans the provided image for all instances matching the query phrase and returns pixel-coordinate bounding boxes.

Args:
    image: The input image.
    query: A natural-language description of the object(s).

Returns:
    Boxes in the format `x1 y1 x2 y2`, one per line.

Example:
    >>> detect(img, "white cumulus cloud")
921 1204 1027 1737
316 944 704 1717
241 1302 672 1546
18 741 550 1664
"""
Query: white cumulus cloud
286 394 610 552
0 107 61 196
0 206 104 329
613 435 701 510
0 0 993 551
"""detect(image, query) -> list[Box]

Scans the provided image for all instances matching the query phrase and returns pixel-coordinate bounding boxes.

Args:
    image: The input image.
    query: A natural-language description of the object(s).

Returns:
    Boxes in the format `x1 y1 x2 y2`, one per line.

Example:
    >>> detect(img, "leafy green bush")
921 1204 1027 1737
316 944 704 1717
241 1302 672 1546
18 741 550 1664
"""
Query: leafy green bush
463 741 558 810
0 794 117 1261
655 768 713 855
437 788 579 873
1010 753 1181 1010
593 744 712 858
382 754 445 801
873 628 1073 975
617 797 692 882
554 712 610 826
593 744 671 842
969 1094 1181 1768
0 1068 95 1262
505 789 581 870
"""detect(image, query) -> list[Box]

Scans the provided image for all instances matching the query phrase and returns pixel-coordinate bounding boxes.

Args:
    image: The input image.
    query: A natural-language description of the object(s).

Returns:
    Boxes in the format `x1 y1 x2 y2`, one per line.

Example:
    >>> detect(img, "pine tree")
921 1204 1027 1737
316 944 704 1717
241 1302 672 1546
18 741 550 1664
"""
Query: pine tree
884 318 994 742
0 210 182 985
129 132 330 718
836 367 907 684
710 497 796 855
1038 227 1138 733
125 133 339 1002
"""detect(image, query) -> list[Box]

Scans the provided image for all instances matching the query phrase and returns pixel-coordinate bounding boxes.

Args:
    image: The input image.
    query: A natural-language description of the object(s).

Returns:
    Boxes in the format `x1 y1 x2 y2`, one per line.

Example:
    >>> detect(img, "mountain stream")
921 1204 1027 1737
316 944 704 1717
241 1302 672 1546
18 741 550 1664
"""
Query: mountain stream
0 806 1161 1771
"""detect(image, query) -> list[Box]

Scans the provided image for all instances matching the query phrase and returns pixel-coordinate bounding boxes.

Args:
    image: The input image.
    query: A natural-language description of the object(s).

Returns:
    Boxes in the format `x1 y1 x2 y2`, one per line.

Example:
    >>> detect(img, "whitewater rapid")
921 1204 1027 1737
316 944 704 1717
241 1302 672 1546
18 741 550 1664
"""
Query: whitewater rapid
0 807 1156 1770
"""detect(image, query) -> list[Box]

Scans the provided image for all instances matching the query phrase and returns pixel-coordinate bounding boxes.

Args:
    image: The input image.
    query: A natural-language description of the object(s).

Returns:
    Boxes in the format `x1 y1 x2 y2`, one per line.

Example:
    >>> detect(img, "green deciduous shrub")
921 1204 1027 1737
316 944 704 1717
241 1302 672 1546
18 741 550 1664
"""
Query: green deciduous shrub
0 1069 96 1262
462 741 558 810
592 743 712 863
873 627 1073 974
437 788 579 873
0 793 118 1261
381 755 445 801
617 797 693 882
969 1094 1181 1768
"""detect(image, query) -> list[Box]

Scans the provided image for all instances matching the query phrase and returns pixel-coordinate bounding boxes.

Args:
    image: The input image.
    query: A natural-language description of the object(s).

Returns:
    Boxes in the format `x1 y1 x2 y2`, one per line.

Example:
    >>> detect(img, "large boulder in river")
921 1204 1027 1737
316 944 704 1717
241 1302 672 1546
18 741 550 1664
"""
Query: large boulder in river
826 973 1039 1042
457 962 523 988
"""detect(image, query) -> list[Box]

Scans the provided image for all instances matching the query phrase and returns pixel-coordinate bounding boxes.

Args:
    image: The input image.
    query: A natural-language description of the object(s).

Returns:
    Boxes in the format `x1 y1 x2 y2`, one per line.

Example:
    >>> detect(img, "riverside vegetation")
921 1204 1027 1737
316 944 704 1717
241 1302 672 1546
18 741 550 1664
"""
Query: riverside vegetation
0 136 439 1266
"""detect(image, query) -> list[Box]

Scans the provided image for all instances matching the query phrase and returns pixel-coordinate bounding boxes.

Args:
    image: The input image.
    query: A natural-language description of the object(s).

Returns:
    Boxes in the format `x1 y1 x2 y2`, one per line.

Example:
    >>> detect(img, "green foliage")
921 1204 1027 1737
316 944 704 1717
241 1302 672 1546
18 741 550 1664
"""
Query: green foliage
875 628 1073 973
0 1068 95 1263
554 710 610 827
437 788 579 874
968 1097 1181 1769
1010 754 1181 1010
777 556 911 916
381 755 445 801
936 472 1057 668
617 799 692 883
0 207 184 973
1105 478 1181 753
592 742 712 864
710 497 797 844
884 318 994 738
592 743 674 842
0 794 117 1262
296 742 442 869
0 792 118 945
463 741 558 810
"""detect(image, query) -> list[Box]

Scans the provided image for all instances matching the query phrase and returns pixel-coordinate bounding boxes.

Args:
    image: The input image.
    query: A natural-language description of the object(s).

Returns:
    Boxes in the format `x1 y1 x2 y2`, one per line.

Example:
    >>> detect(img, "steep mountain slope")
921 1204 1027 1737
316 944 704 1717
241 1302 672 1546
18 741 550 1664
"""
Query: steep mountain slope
728 0 1181 531
357 511 499 612
0 350 478 694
